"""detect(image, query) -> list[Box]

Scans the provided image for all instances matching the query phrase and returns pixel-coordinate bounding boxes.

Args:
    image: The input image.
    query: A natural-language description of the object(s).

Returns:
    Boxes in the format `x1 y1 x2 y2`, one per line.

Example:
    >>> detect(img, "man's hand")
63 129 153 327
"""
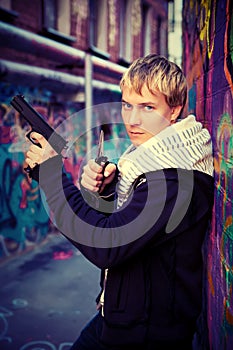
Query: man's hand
80 159 116 193
25 132 57 169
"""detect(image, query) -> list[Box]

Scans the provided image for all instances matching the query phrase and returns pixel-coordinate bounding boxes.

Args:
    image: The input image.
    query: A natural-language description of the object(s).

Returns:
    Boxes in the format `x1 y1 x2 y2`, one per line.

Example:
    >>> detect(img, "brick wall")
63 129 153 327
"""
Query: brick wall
13 0 41 32
182 0 233 348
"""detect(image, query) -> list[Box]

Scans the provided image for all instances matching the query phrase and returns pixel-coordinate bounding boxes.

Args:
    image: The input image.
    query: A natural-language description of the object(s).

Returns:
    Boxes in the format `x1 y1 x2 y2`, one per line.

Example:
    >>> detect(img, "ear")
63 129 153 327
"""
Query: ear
170 105 183 124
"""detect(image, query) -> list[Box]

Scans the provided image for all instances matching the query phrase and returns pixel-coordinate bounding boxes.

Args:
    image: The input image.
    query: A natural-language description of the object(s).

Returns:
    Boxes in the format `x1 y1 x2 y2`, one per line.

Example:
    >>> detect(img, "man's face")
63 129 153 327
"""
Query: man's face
121 84 179 147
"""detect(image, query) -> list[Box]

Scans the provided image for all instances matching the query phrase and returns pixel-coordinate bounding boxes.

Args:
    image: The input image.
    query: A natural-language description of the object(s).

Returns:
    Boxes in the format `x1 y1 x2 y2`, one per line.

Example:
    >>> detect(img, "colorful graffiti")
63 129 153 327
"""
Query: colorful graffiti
183 0 233 348
0 83 86 260
0 82 125 261
0 98 47 257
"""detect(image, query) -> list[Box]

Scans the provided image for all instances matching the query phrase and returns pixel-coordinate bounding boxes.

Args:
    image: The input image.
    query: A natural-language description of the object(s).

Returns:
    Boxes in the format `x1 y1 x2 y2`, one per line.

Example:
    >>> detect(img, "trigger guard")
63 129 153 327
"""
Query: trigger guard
26 130 42 148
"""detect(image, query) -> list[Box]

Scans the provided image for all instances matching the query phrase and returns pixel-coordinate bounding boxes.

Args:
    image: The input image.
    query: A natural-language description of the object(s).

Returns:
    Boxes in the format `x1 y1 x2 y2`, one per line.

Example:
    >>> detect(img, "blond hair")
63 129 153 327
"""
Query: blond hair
120 54 187 109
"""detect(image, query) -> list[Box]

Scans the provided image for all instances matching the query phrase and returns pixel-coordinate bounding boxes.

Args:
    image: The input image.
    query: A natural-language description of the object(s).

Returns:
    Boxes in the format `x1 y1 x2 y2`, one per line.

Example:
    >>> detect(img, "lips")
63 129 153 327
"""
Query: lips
128 130 144 135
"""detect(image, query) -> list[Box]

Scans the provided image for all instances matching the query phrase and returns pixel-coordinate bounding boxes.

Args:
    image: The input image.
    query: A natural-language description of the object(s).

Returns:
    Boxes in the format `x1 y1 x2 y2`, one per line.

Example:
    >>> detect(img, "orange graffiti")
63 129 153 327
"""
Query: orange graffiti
208 266 215 296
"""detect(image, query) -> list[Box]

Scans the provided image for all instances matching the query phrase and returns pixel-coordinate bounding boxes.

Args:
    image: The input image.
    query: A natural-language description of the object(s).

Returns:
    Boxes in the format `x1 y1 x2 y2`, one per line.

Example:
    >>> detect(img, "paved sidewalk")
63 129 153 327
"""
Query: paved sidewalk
0 233 100 350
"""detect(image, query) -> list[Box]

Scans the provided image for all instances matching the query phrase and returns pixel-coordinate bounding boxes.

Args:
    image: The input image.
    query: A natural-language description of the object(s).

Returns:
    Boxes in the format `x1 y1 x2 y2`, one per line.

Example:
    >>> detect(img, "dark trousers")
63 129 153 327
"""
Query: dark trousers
70 313 193 350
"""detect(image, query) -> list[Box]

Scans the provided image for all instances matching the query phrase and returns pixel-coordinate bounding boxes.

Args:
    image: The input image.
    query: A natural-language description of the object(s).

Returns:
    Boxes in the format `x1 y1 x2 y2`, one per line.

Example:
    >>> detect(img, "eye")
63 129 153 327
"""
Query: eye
122 102 132 110
144 105 154 112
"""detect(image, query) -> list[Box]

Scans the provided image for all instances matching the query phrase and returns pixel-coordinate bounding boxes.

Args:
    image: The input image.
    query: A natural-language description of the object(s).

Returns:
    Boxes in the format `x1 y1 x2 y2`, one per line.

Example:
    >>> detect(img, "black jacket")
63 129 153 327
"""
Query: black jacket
31 156 214 346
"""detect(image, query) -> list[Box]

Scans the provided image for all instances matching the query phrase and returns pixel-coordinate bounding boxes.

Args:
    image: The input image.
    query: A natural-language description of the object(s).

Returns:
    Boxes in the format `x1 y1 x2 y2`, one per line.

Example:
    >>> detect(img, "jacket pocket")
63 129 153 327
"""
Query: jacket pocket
103 258 150 327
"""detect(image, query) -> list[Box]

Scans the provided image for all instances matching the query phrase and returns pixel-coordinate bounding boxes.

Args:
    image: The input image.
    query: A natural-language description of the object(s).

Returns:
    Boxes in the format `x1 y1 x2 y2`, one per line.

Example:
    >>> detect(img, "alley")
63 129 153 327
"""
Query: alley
0 233 100 350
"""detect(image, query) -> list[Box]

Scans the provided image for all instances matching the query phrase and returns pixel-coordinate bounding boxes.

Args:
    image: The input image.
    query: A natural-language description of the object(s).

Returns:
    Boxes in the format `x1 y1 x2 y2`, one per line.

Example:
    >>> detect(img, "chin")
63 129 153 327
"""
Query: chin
130 135 152 147
130 139 143 147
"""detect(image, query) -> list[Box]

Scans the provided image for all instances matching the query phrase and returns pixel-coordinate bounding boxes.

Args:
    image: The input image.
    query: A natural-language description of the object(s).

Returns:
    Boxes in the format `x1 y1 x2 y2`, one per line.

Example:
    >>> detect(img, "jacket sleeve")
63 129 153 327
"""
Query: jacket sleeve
31 156 212 269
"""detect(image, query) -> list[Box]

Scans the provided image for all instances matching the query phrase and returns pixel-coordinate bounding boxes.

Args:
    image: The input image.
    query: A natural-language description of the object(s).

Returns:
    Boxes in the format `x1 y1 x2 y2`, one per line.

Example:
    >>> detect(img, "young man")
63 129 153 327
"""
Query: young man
25 54 214 350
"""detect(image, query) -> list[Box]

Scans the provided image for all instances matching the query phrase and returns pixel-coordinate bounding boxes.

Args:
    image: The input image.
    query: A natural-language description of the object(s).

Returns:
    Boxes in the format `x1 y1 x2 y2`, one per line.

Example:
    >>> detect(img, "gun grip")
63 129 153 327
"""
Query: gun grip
26 130 42 148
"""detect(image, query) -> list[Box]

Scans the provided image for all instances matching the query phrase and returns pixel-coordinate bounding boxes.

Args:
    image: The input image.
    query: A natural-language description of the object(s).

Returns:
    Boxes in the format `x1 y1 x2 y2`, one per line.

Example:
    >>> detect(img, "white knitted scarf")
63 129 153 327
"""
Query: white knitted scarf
117 115 214 208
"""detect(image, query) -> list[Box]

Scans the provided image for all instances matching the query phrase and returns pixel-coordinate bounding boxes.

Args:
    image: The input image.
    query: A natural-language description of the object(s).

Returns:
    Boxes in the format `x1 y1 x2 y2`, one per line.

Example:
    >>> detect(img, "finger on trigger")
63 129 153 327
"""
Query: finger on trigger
30 132 47 148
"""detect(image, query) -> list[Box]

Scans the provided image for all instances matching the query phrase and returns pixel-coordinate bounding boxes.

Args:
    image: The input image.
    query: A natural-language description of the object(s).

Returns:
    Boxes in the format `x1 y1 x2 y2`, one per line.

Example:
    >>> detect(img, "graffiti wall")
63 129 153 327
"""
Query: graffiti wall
0 83 86 260
182 0 233 349
1 85 46 258
0 81 124 261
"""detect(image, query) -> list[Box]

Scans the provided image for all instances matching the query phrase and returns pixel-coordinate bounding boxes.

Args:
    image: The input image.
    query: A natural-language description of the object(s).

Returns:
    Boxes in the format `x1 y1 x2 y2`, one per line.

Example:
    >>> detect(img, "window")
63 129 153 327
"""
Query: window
142 4 152 56
0 0 18 22
119 0 133 65
42 0 76 44
89 0 109 58
43 0 56 29
0 0 11 10
158 16 167 56
57 0 71 36
168 1 175 33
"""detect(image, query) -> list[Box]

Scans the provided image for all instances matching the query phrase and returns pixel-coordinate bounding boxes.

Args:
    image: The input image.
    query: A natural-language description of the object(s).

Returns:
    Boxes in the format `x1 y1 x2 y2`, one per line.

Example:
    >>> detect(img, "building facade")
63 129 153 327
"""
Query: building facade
0 0 172 258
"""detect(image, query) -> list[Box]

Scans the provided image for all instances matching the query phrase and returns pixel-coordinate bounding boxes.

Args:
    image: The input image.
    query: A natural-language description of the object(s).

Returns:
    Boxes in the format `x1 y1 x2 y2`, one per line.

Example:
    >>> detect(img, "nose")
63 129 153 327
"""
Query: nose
128 107 141 126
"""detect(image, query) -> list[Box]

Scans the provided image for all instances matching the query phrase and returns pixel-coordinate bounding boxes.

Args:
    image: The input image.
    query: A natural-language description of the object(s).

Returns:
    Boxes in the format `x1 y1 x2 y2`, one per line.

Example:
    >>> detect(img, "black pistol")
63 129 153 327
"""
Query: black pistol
10 94 68 173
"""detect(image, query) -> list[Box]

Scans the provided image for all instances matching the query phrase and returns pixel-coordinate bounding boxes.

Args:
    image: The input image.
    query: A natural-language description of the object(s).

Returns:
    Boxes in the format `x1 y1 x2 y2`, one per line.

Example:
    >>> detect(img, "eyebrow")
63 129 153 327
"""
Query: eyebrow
121 99 157 106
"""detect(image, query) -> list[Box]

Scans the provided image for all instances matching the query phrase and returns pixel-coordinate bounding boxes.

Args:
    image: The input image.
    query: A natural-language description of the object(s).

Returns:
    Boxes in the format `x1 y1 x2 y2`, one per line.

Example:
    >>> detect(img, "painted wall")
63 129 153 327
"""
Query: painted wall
0 81 124 260
182 0 233 348
0 83 83 259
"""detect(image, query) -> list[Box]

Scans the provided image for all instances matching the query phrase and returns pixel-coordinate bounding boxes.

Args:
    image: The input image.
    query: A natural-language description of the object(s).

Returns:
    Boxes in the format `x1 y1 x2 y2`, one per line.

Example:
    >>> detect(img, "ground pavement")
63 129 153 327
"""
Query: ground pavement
0 233 100 350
